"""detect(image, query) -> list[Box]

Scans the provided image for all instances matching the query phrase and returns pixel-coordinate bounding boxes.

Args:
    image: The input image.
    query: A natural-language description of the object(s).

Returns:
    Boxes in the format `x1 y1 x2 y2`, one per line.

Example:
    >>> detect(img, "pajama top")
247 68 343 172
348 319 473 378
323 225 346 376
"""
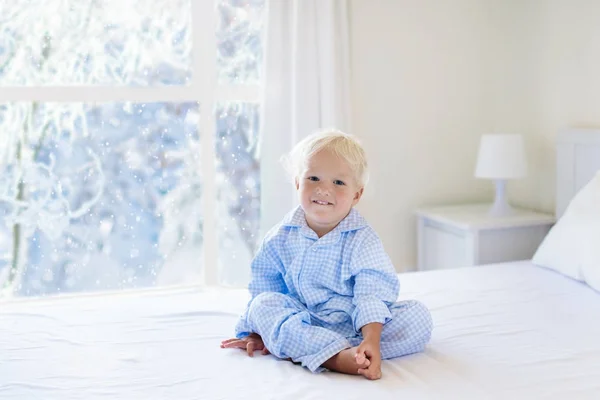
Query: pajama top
235 205 400 338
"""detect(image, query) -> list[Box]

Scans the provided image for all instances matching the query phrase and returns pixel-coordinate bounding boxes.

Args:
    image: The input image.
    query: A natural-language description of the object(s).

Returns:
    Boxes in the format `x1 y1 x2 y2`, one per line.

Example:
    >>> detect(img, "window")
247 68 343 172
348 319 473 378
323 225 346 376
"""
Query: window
0 0 264 297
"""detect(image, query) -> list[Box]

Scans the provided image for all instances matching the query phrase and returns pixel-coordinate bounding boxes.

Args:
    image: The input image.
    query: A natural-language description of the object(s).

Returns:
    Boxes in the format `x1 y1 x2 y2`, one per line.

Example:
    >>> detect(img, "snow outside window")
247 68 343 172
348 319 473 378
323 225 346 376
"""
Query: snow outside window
0 0 264 297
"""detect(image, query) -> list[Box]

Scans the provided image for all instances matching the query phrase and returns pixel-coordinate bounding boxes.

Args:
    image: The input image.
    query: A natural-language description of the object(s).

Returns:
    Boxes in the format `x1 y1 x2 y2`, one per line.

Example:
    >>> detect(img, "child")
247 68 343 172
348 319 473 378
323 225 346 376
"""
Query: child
221 130 433 380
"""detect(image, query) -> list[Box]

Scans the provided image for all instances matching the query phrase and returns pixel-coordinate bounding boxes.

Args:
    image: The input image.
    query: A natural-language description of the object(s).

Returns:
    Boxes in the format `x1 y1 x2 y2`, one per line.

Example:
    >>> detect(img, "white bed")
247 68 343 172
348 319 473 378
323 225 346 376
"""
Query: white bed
2 129 600 400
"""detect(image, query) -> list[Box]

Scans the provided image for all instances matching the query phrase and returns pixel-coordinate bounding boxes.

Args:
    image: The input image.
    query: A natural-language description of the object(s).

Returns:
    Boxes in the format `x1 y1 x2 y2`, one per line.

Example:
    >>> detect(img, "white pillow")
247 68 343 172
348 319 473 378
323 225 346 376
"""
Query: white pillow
532 171 600 290
580 214 600 291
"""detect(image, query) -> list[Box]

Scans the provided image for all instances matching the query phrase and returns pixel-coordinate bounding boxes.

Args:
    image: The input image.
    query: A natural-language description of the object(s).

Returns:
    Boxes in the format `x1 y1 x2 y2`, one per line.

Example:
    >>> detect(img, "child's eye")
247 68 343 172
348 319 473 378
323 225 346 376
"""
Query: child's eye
334 180 345 186
308 176 319 181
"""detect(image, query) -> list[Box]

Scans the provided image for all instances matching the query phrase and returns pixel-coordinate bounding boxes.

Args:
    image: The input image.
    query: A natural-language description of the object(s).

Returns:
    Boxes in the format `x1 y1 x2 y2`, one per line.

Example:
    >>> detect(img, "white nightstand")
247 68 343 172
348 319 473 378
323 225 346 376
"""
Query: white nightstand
415 203 555 271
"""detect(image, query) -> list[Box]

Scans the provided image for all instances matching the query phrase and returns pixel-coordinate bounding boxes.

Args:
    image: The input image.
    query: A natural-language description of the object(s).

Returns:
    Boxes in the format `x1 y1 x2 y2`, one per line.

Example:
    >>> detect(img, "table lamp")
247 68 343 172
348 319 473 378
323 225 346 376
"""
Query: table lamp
475 133 527 216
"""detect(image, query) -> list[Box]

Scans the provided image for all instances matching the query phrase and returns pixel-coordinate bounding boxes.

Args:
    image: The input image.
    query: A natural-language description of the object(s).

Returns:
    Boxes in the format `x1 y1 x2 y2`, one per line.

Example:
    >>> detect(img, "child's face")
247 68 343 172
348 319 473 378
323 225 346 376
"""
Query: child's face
295 149 364 237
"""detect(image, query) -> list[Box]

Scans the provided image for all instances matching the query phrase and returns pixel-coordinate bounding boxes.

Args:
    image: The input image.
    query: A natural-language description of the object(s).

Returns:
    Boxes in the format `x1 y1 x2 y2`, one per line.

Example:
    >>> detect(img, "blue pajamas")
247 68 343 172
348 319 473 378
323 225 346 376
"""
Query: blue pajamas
247 292 432 372
235 206 433 373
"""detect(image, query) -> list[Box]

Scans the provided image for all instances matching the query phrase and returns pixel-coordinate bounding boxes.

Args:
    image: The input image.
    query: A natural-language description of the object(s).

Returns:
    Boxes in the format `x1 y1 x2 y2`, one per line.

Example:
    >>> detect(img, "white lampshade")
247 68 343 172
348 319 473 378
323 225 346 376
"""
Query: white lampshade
475 133 527 179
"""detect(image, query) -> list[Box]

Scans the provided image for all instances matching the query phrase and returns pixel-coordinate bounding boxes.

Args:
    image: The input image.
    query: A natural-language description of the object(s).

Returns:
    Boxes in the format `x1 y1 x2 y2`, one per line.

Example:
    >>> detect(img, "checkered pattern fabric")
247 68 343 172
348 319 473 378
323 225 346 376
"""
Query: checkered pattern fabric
234 206 433 372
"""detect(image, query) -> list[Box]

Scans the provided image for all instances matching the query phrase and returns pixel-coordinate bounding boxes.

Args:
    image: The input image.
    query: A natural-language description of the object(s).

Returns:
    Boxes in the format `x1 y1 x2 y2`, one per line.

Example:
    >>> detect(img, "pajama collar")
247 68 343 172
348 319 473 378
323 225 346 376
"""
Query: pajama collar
281 206 368 244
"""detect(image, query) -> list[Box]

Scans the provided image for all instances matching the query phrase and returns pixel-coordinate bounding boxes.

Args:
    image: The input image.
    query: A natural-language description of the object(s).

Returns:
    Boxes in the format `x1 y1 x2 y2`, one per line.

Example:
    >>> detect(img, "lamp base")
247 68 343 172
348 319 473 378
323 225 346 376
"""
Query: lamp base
488 179 515 216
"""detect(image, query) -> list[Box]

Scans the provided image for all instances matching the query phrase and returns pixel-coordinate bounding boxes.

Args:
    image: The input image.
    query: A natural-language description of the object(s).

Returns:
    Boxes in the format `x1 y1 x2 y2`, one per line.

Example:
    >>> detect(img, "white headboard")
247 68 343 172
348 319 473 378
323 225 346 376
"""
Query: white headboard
556 128 600 218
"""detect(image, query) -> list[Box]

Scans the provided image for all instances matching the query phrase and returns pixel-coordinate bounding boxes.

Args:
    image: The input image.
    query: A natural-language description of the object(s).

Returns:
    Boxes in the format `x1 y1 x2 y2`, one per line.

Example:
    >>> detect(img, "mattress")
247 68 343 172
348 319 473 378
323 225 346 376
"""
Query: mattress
2 260 600 400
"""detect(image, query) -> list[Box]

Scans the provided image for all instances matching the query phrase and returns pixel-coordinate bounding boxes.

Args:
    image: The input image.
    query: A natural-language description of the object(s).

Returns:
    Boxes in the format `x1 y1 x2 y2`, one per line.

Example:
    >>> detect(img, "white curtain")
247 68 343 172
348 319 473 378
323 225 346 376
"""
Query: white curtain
258 0 352 239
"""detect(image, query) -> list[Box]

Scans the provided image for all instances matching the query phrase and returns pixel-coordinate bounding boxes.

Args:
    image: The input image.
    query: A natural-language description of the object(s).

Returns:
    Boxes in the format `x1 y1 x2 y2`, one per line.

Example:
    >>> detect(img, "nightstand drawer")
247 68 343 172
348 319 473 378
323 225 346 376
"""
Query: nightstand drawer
421 223 469 270
478 225 552 265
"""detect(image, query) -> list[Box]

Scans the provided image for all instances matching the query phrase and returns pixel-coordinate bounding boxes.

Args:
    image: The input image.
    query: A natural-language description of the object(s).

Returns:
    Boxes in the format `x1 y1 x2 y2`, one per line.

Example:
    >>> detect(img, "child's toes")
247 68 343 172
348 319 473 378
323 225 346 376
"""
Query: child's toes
360 358 371 368
358 367 381 381
355 354 370 369
355 352 366 364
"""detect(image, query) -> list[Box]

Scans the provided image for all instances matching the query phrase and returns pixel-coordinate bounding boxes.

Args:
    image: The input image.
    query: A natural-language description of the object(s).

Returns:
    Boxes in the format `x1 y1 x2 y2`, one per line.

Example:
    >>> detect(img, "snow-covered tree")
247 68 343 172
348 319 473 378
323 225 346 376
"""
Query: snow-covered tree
1 0 266 297
0 0 194 295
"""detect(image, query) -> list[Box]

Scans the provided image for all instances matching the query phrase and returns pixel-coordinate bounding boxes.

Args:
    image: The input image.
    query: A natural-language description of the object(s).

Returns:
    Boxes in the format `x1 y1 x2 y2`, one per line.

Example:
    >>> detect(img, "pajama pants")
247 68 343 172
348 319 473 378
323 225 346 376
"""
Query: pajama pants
246 292 433 373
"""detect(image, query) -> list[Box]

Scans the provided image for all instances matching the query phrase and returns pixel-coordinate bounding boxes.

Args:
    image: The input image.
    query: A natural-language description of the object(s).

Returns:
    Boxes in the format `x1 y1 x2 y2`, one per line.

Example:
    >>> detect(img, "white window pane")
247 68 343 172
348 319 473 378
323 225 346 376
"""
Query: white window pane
0 101 201 297
0 1 191 86
215 102 259 286
217 0 265 85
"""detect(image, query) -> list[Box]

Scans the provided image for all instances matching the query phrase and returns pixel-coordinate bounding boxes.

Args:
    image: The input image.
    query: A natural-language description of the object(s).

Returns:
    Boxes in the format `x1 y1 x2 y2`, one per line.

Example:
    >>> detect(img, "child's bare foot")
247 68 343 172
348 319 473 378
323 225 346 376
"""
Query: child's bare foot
321 346 371 375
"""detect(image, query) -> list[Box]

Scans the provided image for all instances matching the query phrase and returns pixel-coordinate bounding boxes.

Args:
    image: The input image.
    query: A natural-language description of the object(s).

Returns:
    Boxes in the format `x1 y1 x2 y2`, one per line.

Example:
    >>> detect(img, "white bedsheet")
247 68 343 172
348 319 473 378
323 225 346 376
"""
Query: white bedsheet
2 261 600 400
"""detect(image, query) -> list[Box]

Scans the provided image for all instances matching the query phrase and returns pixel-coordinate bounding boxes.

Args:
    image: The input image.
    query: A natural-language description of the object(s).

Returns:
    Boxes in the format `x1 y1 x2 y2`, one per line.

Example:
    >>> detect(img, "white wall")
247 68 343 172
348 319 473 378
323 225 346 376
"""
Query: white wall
523 0 600 213
349 0 501 270
349 0 600 271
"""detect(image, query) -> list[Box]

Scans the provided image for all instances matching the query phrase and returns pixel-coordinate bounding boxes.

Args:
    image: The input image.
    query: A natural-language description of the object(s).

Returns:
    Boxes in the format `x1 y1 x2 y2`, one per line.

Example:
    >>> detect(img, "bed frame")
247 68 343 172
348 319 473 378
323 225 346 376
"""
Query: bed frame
556 128 600 218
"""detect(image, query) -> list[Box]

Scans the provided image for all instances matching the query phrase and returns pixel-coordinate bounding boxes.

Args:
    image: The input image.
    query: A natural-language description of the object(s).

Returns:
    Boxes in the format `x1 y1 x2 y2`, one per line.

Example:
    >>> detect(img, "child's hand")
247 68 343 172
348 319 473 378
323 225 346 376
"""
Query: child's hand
220 333 270 357
355 337 382 380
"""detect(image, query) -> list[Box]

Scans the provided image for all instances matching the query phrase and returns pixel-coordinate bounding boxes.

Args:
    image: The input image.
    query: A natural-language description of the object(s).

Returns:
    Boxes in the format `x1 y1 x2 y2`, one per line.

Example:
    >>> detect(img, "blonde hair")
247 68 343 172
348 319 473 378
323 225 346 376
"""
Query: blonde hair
281 129 369 187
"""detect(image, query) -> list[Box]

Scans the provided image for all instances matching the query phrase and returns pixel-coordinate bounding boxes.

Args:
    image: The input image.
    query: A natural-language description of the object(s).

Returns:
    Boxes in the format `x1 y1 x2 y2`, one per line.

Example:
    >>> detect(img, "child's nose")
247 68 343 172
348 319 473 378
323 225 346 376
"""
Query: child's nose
316 184 331 195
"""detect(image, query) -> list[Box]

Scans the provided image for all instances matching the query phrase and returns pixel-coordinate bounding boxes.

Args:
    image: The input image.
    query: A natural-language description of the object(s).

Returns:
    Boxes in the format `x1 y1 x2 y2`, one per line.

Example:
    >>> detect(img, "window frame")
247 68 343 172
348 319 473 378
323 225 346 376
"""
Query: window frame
0 1 261 287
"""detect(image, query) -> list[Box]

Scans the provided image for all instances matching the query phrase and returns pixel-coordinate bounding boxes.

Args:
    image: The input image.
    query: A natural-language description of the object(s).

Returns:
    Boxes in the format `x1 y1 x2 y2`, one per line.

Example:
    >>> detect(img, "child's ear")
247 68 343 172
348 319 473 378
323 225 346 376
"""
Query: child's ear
295 177 299 190
353 187 364 205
